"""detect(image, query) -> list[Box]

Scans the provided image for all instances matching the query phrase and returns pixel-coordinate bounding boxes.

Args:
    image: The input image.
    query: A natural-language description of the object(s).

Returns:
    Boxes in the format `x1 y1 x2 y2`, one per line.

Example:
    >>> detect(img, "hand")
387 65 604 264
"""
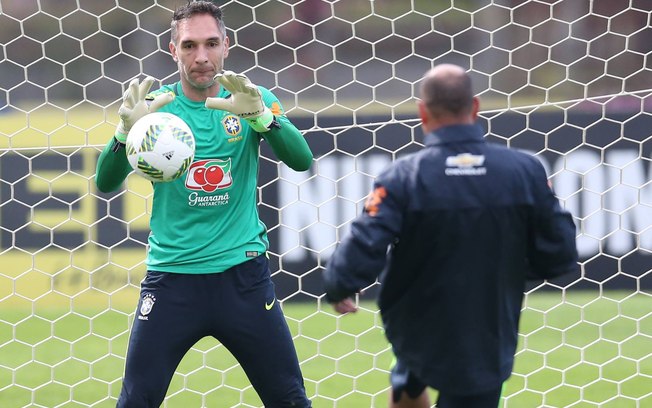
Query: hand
115 77 175 143
205 70 274 133
332 297 358 314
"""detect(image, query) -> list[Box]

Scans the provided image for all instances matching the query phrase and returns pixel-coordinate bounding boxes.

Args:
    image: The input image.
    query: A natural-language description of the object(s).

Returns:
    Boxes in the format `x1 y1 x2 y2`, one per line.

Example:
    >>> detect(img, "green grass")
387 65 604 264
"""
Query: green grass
1 290 650 407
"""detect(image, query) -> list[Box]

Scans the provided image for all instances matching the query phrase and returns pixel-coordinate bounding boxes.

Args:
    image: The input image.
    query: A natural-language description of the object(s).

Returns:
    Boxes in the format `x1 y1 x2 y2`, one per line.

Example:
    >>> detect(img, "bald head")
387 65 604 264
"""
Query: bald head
419 64 475 122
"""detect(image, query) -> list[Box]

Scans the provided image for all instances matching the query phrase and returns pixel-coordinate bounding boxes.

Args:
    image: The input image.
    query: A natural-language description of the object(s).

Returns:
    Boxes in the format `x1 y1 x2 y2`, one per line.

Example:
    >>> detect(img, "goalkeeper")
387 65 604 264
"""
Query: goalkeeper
95 2 312 407
323 64 578 408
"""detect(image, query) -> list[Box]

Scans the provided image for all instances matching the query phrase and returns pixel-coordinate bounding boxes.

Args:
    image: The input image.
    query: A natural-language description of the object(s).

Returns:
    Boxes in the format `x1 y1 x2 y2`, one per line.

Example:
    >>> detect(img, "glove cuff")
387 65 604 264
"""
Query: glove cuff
115 120 129 143
114 131 128 144
245 108 274 133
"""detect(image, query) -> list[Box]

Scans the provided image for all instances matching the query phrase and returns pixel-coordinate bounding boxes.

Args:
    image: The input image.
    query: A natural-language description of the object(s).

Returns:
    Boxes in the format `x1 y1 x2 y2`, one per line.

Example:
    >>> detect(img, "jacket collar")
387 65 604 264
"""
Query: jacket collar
424 124 485 146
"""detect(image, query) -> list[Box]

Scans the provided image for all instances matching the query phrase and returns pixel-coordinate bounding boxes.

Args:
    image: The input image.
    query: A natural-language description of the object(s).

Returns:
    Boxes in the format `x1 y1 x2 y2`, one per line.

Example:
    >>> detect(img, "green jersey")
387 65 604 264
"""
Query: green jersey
96 81 313 273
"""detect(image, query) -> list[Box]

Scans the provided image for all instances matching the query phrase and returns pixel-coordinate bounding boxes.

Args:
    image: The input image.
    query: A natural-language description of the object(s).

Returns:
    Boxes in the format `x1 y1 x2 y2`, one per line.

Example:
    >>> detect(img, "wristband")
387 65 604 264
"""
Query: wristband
114 128 128 143
245 109 277 133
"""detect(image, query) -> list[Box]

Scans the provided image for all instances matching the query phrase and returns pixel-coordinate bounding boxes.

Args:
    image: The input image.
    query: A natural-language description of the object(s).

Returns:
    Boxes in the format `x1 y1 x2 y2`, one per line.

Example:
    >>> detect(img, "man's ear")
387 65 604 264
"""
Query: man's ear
169 42 178 62
417 100 429 125
471 97 480 121
223 35 230 58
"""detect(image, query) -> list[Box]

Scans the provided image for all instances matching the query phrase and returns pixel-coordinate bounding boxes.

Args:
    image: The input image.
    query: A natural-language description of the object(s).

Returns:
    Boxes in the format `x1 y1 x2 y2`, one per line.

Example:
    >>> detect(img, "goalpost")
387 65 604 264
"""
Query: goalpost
1 1 650 407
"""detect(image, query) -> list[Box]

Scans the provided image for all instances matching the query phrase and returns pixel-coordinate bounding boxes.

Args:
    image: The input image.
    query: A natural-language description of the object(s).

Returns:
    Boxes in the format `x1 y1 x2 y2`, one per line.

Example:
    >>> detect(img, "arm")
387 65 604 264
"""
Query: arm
527 163 579 280
95 139 132 193
324 173 405 309
322 213 396 302
262 114 313 172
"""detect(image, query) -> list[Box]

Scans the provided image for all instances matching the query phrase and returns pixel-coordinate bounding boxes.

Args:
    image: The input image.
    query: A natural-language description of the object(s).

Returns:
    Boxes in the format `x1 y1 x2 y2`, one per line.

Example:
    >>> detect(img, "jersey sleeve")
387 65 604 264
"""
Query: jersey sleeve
526 159 579 279
258 87 313 171
323 165 406 302
95 138 133 193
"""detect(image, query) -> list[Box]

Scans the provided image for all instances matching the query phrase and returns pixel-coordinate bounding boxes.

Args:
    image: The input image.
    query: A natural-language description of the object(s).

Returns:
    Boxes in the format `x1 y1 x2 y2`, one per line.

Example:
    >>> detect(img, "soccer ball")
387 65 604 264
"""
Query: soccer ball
126 112 195 182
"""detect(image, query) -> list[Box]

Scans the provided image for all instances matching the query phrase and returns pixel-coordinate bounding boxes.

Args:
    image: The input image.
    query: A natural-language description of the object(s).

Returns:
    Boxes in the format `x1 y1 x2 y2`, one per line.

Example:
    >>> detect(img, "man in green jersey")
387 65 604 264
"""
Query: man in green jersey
95 2 313 407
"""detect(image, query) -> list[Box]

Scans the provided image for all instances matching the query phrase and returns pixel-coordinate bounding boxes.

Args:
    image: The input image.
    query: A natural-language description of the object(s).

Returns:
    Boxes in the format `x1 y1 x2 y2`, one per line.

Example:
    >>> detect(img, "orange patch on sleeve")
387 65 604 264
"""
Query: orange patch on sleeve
271 101 283 116
364 186 387 216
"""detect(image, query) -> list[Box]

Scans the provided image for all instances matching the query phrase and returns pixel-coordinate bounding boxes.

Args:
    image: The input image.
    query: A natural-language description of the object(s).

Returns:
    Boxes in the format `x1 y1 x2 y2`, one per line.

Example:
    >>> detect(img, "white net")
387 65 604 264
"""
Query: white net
1 0 651 407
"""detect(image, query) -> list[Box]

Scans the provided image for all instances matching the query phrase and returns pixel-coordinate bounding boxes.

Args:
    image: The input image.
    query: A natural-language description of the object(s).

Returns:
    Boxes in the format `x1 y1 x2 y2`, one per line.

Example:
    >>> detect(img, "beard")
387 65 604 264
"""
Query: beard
182 65 218 90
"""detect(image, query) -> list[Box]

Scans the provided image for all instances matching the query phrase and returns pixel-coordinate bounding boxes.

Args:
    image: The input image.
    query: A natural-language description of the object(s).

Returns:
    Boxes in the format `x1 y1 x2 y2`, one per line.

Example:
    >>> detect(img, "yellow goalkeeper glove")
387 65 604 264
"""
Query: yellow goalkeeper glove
205 70 275 133
115 76 175 143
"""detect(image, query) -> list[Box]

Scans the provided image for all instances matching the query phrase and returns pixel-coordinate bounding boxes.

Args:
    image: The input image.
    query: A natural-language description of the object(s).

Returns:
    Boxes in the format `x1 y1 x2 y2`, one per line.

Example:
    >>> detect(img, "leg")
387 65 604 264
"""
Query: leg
435 386 502 408
213 256 311 407
389 390 431 408
389 359 430 408
117 272 203 408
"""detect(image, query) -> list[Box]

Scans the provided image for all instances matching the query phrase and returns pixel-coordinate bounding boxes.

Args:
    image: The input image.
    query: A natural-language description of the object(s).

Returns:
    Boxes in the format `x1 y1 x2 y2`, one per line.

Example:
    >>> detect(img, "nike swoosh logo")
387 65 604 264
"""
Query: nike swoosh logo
265 298 276 310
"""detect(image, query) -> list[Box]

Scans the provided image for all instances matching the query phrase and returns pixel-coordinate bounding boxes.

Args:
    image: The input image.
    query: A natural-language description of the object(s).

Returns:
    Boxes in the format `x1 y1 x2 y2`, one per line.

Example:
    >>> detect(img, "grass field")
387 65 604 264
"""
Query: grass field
1 290 650 407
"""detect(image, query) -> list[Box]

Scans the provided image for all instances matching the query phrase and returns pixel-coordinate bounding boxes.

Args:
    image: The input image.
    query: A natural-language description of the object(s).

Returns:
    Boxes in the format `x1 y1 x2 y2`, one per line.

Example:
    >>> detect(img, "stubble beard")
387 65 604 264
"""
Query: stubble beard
181 64 217 91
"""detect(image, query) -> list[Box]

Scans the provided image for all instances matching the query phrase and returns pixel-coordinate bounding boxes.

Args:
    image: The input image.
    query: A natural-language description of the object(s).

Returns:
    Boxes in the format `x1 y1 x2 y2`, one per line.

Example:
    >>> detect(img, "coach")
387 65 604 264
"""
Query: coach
323 63 578 408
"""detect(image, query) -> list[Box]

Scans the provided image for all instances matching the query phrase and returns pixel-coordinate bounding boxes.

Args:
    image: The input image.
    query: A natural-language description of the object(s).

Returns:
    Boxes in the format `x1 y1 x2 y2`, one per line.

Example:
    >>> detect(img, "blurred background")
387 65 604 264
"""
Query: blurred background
1 0 650 114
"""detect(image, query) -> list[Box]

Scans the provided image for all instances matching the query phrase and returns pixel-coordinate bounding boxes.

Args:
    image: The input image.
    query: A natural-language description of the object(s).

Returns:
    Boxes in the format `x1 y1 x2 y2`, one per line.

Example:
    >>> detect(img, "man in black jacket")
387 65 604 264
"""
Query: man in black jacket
323 64 578 408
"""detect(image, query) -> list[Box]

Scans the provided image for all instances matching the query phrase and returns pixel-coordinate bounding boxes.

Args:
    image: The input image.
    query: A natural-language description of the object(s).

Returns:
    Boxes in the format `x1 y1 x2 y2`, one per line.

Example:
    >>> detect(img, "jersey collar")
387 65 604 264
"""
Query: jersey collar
424 124 485 146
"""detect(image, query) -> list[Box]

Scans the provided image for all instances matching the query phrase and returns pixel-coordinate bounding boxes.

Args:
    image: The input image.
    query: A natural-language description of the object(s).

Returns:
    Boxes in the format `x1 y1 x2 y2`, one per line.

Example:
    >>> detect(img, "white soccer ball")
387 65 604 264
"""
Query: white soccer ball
126 112 195 182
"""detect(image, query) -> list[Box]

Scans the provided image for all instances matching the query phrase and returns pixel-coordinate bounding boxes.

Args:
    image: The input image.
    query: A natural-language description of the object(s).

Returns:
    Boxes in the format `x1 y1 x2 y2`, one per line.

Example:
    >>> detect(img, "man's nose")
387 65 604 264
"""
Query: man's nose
196 45 209 63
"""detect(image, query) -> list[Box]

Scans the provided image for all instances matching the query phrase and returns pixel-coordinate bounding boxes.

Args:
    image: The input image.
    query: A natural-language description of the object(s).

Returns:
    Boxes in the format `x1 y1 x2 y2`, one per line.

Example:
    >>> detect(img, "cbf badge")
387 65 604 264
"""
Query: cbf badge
222 115 242 136
138 293 156 321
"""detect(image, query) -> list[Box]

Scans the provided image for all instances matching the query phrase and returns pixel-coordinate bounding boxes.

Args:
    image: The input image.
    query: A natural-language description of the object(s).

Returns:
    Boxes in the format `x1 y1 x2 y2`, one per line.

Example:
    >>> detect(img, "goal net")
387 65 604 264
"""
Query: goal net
1 0 650 407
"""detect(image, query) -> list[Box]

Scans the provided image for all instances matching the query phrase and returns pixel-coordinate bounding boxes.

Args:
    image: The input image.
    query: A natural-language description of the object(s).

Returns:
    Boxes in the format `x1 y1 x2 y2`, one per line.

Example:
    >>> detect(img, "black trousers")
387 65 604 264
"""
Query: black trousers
391 358 502 408
116 255 311 407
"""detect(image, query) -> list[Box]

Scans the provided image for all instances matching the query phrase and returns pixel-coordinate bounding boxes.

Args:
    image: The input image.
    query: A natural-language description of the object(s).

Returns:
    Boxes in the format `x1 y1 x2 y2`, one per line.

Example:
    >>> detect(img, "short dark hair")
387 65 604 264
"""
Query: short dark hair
421 67 474 118
170 1 226 44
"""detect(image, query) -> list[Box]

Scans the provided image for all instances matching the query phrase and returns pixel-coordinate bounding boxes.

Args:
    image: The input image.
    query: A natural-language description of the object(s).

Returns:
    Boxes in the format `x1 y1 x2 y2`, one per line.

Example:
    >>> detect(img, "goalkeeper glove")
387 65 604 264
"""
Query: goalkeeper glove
205 70 276 133
115 76 175 143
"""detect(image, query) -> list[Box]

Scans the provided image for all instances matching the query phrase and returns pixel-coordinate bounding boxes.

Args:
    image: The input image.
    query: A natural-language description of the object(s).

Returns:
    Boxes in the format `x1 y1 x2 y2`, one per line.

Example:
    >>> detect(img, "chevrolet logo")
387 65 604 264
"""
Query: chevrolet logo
446 153 485 168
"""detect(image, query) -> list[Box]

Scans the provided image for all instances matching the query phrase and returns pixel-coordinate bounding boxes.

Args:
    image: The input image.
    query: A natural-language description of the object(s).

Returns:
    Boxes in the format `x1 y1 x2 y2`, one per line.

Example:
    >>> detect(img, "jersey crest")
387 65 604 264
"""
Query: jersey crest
138 293 156 320
222 115 242 137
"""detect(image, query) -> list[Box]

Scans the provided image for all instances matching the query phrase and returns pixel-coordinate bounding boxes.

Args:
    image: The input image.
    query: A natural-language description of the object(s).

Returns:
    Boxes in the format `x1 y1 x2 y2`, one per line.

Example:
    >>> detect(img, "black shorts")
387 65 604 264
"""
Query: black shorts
117 255 311 407
390 359 502 408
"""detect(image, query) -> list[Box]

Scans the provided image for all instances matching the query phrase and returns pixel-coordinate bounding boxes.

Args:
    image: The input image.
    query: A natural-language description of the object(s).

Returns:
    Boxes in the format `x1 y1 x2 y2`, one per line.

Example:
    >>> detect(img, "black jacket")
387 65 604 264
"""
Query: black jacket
323 124 578 395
